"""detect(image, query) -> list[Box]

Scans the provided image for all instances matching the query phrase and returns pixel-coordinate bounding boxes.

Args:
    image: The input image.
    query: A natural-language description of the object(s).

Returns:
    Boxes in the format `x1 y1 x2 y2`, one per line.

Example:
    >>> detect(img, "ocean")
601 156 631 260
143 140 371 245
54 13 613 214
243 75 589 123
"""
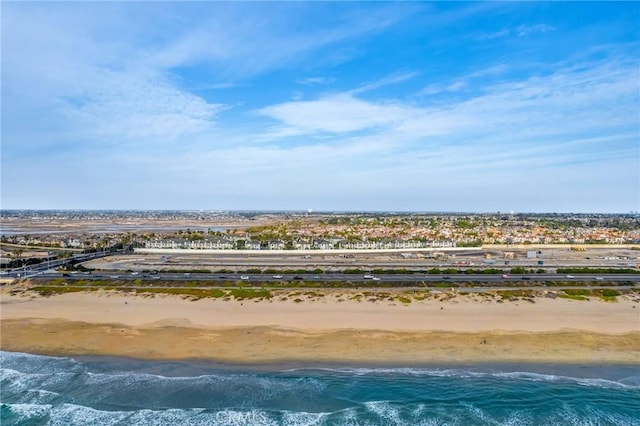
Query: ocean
1 351 639 425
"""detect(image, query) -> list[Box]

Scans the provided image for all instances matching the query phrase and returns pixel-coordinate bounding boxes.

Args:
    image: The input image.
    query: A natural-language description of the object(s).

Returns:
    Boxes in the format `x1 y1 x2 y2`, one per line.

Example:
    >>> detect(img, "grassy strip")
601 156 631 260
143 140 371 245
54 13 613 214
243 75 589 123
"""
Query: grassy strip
495 290 536 300
30 286 102 296
133 288 227 299
558 288 623 302
559 294 589 301
27 285 272 300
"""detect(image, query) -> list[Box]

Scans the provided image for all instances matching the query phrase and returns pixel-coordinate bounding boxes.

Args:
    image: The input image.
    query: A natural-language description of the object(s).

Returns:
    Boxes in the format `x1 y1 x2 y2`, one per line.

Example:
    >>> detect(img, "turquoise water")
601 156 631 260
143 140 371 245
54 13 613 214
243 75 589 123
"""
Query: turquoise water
1 351 639 425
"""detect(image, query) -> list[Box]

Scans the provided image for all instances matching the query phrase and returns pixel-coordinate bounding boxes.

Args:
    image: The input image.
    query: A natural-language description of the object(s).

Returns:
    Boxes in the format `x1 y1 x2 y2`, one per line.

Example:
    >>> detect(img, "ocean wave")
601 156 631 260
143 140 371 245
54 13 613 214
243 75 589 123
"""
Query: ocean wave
3 351 636 391
1 367 77 403
1 403 331 426
494 371 640 390
3 399 639 426
2 352 639 425
283 366 640 390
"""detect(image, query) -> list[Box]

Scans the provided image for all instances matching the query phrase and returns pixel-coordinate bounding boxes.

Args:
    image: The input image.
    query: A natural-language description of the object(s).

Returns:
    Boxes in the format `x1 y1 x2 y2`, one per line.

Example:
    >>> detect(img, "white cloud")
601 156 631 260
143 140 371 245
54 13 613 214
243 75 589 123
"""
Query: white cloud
257 93 416 134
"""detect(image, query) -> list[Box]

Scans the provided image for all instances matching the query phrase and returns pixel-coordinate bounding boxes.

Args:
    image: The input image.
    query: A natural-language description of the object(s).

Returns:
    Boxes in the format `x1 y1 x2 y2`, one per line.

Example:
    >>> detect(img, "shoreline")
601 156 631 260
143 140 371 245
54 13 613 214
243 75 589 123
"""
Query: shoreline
2 290 639 365
5 350 640 383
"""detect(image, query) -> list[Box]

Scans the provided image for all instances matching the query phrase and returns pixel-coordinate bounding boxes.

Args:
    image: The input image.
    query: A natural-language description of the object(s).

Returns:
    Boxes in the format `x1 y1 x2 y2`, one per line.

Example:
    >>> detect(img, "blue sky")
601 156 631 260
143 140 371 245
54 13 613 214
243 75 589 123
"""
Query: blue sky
2 1 639 213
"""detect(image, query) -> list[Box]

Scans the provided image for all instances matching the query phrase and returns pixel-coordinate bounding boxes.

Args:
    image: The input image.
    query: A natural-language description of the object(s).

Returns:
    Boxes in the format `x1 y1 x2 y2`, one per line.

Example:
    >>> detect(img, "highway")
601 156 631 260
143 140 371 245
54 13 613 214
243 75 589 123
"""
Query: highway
29 271 640 286
0 250 123 279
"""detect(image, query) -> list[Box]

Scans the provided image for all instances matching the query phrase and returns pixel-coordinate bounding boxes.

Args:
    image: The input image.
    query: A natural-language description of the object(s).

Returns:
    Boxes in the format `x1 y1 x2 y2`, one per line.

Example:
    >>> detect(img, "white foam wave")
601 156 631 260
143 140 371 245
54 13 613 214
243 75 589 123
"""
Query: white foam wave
365 401 405 425
1 403 333 426
494 371 640 390
3 401 639 426
0 351 69 364
0 351 84 377
77 370 326 409
284 366 640 390
1 367 76 400
1 403 51 424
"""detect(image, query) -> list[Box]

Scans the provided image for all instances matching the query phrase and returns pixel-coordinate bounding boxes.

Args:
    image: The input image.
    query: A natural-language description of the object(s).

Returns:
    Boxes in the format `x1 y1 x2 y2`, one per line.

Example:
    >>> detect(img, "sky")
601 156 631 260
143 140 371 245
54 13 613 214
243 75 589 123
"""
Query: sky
1 1 639 213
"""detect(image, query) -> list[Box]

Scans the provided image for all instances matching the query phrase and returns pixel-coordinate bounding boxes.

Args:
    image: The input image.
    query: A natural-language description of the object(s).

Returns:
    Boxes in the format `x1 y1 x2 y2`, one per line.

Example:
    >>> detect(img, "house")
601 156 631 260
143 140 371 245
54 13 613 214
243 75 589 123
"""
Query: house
268 240 285 250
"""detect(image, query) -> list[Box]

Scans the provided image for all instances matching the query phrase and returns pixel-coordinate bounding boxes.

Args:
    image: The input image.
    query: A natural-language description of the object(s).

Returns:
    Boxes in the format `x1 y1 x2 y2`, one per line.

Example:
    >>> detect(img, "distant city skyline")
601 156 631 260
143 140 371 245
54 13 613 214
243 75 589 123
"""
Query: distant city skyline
2 2 639 213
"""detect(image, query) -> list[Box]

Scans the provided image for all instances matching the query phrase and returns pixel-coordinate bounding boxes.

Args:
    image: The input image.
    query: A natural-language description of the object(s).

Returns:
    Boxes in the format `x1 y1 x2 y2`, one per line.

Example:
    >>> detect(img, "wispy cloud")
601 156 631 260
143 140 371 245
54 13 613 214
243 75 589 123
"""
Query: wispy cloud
350 71 419 94
258 55 639 160
517 24 556 37
63 70 226 143
145 3 413 78
2 1 412 148
471 23 556 41
471 28 511 41
421 80 467 95
297 77 335 85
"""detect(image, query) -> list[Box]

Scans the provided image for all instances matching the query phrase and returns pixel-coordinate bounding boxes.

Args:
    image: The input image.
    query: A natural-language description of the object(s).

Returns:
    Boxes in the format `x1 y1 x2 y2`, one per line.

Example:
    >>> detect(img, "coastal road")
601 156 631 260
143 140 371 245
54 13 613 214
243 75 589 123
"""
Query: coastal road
31 271 640 285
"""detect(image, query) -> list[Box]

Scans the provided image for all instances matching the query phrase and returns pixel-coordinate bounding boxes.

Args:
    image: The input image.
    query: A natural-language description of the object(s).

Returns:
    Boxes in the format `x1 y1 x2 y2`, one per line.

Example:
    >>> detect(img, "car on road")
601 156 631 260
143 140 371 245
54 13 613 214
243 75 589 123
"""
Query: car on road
363 275 375 279
521 276 531 280
566 275 575 279
502 274 510 279
443 276 451 279
292 276 303 280
240 275 249 280
595 277 604 280
273 275 283 279
372 277 381 281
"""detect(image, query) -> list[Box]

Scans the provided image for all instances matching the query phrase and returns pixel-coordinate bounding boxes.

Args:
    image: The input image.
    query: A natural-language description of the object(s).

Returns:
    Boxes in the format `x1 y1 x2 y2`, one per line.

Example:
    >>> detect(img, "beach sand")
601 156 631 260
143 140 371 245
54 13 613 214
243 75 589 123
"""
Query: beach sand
1 290 639 364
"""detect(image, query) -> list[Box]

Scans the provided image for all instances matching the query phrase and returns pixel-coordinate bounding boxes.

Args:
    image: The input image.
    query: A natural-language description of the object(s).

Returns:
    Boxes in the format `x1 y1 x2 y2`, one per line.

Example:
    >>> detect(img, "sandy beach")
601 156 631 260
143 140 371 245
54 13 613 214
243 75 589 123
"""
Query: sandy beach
1 289 639 364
